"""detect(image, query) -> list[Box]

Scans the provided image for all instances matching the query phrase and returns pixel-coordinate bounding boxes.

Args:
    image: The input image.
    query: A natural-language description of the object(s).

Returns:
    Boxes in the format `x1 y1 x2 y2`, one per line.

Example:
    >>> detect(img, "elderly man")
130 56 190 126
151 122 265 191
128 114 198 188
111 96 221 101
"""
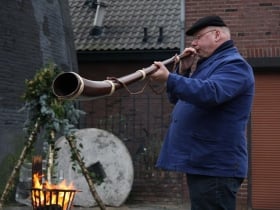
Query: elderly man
151 15 255 210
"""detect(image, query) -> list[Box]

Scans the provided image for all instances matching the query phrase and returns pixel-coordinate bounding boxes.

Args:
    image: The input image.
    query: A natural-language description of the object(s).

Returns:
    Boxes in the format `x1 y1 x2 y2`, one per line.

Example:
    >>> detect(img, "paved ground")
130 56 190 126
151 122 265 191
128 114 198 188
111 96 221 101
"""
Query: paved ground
2 203 190 210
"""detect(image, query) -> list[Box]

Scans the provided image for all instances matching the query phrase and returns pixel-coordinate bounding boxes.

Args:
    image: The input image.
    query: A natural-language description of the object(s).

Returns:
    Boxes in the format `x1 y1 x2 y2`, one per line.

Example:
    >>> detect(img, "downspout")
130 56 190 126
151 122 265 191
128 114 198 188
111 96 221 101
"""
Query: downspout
180 0 185 52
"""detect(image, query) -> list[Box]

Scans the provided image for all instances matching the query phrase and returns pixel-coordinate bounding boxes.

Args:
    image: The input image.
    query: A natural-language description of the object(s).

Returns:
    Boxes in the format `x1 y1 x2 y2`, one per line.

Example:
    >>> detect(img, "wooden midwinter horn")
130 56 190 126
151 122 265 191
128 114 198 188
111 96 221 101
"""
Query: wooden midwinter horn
52 52 191 100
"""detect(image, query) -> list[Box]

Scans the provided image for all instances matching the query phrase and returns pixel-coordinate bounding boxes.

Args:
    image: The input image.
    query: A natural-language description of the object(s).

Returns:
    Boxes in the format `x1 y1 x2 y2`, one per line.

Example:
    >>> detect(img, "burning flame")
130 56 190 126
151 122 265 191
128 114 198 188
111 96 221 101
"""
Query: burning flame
32 173 76 210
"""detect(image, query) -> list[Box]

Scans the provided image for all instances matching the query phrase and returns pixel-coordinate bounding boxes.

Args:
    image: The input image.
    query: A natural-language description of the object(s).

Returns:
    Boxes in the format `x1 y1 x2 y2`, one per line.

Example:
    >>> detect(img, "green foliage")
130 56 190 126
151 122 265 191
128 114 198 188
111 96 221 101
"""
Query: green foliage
20 63 85 177
20 63 84 143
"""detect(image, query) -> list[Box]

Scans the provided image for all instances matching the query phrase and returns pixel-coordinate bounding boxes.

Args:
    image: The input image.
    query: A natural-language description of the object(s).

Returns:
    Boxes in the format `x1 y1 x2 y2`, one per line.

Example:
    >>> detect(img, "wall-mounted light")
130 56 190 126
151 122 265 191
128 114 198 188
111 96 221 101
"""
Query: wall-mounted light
90 0 107 36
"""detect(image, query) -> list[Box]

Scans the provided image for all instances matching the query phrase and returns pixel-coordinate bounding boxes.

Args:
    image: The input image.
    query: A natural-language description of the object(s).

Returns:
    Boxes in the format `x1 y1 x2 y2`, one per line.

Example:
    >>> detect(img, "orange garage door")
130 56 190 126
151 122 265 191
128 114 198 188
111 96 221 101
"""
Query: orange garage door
251 72 280 209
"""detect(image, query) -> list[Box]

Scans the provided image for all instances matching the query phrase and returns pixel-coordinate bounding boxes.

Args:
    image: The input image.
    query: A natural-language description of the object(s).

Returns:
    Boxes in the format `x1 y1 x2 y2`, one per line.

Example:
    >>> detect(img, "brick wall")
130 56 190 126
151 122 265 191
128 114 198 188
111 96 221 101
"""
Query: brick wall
185 0 280 58
70 0 280 207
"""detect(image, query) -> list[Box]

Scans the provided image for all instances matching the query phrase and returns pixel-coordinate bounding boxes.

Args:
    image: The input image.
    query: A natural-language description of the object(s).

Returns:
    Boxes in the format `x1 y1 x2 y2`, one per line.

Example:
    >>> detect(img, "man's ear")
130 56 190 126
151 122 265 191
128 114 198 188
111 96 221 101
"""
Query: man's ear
215 30 221 42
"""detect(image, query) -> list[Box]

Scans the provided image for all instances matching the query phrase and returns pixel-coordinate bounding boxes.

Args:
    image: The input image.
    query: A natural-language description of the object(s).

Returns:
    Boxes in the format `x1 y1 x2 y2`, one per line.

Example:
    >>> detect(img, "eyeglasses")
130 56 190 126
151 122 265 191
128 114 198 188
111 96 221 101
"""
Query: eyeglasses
192 30 216 41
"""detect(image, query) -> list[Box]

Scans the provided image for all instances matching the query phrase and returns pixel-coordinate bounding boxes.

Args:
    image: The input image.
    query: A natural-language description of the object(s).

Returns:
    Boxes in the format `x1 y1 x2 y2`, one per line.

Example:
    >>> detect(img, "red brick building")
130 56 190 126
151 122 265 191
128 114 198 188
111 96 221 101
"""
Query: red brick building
69 0 280 209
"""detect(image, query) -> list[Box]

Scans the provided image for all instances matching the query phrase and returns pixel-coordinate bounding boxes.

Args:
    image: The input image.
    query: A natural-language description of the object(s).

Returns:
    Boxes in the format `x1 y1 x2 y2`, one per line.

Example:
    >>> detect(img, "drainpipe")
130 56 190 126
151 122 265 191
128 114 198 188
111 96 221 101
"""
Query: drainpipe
180 0 185 52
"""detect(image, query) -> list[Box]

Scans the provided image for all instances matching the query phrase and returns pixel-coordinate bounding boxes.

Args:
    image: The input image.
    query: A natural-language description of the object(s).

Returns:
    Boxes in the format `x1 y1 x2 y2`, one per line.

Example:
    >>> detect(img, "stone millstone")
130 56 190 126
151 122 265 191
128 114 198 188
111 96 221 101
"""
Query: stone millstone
55 128 134 207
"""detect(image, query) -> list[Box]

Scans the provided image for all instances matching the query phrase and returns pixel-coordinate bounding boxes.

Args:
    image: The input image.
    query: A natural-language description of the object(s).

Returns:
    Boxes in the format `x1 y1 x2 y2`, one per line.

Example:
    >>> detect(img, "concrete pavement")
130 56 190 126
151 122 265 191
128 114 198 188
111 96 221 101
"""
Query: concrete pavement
2 203 190 210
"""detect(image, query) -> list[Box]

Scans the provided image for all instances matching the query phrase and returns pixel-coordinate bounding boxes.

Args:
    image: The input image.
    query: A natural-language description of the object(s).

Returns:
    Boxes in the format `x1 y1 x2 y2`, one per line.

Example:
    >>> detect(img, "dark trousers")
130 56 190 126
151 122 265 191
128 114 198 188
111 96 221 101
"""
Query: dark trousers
187 174 243 210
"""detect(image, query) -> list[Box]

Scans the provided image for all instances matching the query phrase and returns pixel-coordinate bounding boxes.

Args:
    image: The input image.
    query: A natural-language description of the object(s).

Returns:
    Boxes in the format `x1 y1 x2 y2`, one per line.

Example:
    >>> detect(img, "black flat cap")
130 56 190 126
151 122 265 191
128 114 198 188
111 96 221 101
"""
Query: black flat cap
186 15 227 36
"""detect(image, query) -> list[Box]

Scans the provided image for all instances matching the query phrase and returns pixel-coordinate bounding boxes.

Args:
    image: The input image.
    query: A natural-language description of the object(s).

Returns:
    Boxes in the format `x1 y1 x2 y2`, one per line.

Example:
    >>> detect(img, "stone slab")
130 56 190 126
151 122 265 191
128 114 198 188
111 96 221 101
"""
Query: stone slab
55 128 134 207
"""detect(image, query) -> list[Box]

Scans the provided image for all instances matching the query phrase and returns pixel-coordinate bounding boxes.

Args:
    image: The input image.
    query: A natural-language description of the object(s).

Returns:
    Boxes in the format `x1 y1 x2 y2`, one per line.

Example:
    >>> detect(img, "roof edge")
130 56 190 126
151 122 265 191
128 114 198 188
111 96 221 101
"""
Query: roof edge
247 57 280 70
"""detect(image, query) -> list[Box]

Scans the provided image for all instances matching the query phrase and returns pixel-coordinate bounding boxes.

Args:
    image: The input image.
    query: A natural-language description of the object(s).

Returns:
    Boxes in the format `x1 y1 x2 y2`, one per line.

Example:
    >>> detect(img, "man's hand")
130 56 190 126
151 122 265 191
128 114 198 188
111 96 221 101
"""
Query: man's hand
176 47 197 75
150 62 170 83
150 48 197 82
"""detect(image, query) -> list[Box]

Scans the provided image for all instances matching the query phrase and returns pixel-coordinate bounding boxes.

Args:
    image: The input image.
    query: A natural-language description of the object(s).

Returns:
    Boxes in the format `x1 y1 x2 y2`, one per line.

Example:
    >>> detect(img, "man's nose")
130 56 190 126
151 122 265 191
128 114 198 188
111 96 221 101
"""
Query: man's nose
190 41 197 48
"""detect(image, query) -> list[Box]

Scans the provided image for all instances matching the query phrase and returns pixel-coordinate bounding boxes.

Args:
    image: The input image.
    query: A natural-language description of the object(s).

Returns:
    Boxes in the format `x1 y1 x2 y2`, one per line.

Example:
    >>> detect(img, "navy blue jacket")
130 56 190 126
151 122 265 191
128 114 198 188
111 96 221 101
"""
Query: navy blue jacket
156 40 255 178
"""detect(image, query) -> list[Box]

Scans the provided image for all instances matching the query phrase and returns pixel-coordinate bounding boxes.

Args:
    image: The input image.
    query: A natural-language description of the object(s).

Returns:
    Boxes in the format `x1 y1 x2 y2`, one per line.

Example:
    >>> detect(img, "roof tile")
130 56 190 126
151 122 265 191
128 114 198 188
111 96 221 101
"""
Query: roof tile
69 0 181 51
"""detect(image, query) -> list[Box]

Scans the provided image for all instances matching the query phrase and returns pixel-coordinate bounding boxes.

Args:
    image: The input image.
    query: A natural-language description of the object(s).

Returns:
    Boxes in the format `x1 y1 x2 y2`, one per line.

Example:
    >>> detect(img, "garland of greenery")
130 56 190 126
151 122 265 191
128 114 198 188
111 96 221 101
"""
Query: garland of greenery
21 62 85 182
21 63 82 141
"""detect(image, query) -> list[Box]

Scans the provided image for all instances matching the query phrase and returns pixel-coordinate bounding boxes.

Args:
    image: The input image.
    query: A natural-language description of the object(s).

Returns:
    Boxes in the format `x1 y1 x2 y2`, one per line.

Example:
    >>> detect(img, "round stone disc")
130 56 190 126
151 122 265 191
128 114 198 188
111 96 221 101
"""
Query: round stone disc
55 128 134 207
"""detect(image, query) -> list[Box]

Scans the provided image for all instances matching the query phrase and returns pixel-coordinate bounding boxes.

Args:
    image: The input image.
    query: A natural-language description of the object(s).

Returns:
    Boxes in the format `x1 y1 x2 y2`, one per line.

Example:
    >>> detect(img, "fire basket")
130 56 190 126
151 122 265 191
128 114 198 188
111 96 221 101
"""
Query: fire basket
31 156 78 210
31 188 77 210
